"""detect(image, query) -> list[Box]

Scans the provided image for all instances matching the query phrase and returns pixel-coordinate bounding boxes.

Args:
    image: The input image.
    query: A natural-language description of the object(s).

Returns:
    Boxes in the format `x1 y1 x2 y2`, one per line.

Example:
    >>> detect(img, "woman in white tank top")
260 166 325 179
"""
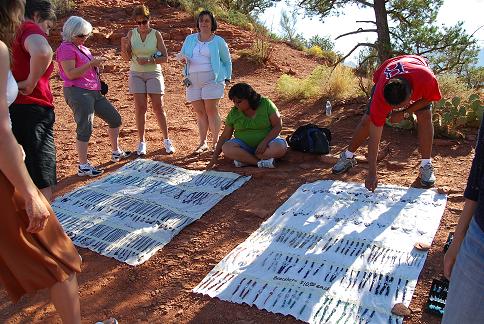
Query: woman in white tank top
120 4 175 156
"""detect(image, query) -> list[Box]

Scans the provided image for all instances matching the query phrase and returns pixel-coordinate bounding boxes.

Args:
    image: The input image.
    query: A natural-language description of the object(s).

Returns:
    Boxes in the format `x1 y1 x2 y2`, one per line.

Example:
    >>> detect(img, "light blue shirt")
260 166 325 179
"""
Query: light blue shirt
180 33 232 83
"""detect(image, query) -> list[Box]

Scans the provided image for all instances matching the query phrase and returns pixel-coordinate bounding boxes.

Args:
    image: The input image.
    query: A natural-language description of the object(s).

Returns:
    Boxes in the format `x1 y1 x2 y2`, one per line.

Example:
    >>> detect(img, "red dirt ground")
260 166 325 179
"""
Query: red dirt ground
0 1 478 323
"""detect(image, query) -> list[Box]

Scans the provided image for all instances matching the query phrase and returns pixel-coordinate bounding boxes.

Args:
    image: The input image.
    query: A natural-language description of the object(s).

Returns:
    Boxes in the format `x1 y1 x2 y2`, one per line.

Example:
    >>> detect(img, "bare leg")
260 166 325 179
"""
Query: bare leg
415 108 433 159
107 127 120 152
257 142 288 160
191 100 209 147
347 114 371 153
222 142 258 165
50 273 81 324
76 140 89 165
203 99 221 148
149 94 169 139
134 93 148 143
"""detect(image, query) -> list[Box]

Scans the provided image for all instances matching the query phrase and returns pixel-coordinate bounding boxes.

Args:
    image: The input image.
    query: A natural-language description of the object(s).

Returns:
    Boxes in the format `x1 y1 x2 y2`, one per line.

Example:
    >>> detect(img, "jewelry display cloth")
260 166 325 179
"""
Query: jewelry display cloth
52 159 250 265
193 180 447 323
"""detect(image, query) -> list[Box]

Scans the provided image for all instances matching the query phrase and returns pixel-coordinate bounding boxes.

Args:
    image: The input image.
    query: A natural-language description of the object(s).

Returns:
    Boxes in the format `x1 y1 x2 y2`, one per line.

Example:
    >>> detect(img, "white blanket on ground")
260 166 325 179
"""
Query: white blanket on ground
53 159 250 265
193 180 447 324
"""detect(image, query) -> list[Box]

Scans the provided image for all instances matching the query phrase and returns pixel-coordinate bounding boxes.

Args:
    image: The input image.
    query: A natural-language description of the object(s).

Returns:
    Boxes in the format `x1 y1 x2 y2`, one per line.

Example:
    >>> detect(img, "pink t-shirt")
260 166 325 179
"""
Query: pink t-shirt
56 42 100 90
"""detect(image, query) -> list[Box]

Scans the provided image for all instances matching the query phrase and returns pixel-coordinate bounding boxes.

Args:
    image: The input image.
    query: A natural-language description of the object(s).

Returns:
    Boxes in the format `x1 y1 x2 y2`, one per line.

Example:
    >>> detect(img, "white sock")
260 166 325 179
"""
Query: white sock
344 150 355 159
421 159 431 167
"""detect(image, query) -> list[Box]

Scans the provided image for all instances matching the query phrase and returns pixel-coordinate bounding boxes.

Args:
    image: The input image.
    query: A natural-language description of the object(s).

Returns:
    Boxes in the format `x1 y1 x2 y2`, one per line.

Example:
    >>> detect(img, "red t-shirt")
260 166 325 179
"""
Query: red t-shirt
369 55 441 126
11 21 54 108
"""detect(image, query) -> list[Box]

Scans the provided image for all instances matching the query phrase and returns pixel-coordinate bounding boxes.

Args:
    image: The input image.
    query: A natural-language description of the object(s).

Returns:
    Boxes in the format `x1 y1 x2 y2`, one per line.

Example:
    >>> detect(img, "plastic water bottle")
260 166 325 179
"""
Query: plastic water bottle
325 100 332 116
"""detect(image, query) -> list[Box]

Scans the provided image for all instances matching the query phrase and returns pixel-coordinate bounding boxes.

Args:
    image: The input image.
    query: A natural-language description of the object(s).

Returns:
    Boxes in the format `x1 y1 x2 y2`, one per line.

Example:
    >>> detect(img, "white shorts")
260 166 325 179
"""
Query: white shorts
185 71 224 102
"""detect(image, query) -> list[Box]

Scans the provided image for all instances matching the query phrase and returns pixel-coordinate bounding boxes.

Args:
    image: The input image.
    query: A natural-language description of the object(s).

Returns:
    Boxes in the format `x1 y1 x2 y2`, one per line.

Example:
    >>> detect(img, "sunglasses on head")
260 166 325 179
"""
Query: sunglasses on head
137 19 148 25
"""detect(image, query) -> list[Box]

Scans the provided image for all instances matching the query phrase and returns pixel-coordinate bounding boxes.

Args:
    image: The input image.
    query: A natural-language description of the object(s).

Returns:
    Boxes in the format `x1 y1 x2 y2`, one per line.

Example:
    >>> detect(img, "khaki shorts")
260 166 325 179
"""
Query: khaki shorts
128 70 165 94
186 71 225 102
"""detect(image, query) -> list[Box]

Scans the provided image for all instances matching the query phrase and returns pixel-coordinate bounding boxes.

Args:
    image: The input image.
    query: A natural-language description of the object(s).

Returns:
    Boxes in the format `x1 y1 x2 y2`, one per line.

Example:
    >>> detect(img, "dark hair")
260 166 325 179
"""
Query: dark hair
229 83 262 110
25 0 56 22
383 78 411 106
196 10 217 32
132 4 150 19
0 0 25 50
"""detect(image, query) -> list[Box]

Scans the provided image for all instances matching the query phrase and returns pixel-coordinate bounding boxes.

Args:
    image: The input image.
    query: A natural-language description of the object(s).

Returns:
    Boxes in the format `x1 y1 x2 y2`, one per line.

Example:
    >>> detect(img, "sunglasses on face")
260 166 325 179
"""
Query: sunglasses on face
233 99 243 104
137 20 149 25
75 34 90 38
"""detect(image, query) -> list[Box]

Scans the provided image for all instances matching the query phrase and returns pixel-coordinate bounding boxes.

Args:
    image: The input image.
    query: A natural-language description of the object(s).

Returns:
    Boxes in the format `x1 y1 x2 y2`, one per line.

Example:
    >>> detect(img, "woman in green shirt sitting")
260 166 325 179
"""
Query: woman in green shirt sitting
207 83 288 169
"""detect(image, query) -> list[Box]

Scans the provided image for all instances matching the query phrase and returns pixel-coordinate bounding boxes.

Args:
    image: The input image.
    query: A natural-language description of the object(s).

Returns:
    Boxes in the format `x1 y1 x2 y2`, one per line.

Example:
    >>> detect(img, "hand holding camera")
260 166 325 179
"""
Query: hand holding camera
90 57 105 68
175 52 188 64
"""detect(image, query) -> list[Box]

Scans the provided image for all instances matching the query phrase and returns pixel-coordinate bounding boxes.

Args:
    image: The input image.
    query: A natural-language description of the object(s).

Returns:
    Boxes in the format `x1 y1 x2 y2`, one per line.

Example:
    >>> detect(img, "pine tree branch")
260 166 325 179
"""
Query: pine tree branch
333 42 376 66
335 28 378 40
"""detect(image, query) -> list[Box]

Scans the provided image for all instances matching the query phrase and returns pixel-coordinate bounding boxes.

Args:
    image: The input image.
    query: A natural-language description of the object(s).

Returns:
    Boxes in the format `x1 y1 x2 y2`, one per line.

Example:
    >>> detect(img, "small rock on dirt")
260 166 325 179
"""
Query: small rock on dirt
391 303 412 317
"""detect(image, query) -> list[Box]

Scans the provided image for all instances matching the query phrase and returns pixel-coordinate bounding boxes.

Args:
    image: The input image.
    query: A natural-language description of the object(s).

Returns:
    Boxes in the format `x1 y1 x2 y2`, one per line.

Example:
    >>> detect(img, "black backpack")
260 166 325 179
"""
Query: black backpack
286 124 332 154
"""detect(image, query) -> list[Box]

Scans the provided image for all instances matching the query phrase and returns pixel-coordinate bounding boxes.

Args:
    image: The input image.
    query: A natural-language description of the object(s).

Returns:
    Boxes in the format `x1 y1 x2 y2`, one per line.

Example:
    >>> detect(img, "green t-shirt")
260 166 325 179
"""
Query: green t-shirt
225 97 278 148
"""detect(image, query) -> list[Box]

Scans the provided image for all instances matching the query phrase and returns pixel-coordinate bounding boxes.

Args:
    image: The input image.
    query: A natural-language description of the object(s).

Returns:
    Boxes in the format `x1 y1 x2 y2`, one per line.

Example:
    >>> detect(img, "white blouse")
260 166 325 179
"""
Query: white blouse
7 71 18 107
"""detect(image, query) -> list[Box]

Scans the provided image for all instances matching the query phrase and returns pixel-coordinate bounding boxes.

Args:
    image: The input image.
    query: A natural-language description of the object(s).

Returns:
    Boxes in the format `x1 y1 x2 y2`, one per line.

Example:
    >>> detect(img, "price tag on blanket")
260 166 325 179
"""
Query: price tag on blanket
193 180 447 324
52 159 250 265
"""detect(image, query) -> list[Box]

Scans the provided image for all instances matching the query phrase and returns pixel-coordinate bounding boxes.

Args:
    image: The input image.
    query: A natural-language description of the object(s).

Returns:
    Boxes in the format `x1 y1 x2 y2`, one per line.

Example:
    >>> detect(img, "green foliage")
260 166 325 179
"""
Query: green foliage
306 35 334 51
239 26 273 64
433 94 484 138
437 73 475 101
51 0 74 17
219 0 275 15
305 45 340 64
276 64 362 101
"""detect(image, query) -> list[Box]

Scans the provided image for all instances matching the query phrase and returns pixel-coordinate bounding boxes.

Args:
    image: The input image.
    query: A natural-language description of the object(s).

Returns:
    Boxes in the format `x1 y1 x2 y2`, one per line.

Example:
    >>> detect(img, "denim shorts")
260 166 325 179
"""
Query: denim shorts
226 137 288 154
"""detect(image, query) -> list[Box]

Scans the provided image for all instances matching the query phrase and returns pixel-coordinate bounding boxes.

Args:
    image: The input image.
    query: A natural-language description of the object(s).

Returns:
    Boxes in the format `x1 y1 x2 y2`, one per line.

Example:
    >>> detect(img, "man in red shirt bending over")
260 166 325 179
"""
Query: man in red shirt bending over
332 55 442 191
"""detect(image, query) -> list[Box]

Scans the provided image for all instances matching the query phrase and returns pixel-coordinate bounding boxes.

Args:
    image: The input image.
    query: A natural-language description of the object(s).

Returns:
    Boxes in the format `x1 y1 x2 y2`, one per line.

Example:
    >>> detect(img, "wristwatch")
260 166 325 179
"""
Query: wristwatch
403 110 410 119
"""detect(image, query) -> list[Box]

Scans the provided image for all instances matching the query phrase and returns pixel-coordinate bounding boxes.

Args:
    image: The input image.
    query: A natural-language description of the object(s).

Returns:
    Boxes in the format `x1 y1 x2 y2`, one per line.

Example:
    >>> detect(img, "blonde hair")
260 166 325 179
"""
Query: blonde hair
0 0 25 50
132 4 150 19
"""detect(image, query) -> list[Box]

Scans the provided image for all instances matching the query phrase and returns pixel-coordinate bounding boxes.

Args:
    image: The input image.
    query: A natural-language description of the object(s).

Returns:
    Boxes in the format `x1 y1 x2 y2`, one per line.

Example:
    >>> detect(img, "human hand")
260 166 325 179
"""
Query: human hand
389 111 404 124
443 241 461 280
175 52 188 64
365 173 378 192
90 57 105 68
206 158 217 170
255 141 268 157
17 79 36 96
24 192 50 233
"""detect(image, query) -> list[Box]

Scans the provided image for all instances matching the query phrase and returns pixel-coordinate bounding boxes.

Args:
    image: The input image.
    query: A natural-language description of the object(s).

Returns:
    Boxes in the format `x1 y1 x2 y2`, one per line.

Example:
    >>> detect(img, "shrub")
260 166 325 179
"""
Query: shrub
433 94 484 138
306 45 323 57
276 64 362 101
437 73 475 100
51 0 74 17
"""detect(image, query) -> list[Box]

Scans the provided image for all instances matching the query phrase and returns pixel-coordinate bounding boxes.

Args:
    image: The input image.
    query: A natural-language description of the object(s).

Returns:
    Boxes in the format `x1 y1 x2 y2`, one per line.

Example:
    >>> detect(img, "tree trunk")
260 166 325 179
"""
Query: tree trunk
373 0 392 62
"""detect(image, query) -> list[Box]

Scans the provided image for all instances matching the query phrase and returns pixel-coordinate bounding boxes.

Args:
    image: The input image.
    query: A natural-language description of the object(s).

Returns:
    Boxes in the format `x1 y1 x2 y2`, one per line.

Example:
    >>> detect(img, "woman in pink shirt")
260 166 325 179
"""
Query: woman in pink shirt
56 16 131 177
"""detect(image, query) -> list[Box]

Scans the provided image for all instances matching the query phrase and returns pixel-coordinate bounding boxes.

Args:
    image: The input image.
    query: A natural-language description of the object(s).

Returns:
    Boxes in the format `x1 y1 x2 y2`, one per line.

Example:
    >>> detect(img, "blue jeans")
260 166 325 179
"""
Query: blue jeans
442 217 484 323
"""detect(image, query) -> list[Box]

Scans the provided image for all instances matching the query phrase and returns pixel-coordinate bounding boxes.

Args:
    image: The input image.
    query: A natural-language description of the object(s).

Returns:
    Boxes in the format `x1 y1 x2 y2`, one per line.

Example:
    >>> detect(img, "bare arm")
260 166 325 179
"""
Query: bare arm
365 121 383 191
206 124 234 169
120 30 132 62
17 34 52 95
255 112 282 156
390 98 432 124
154 30 168 64
444 198 477 279
60 55 103 80
0 42 49 233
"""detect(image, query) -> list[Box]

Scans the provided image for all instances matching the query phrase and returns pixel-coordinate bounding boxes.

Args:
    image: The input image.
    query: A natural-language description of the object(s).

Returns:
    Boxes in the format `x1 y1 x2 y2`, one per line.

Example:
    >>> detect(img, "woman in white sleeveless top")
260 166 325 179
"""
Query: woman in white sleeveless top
120 4 175 155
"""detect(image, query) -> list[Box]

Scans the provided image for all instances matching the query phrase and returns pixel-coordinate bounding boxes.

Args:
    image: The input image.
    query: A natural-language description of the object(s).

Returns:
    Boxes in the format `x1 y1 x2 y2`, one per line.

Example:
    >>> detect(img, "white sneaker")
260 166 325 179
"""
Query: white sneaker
137 142 147 156
78 162 104 177
257 158 275 168
111 149 132 162
234 160 248 168
163 139 175 154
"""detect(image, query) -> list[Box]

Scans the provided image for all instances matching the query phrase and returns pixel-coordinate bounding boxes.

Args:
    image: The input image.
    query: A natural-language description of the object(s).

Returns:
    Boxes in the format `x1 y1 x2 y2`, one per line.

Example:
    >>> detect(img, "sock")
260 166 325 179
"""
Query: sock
344 150 355 159
113 149 122 154
421 159 431 167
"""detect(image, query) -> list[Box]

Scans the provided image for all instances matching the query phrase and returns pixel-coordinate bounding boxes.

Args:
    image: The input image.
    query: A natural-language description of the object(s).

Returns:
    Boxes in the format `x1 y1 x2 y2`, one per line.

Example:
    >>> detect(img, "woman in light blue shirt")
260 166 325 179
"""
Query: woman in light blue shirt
179 10 232 153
